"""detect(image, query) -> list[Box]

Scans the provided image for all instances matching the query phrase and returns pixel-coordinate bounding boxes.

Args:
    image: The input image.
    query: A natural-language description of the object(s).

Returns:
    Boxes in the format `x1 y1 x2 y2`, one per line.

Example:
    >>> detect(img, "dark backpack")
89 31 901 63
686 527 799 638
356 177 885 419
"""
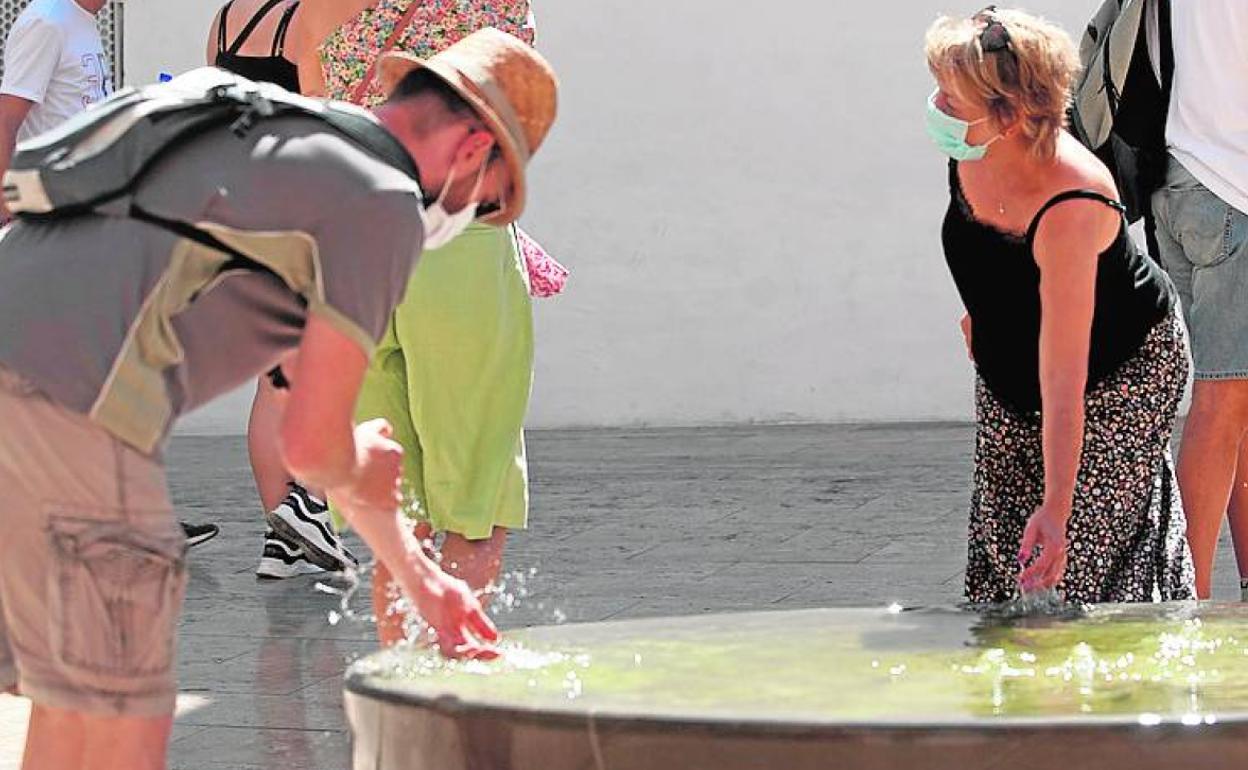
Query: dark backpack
1069 0 1173 253
2 67 419 269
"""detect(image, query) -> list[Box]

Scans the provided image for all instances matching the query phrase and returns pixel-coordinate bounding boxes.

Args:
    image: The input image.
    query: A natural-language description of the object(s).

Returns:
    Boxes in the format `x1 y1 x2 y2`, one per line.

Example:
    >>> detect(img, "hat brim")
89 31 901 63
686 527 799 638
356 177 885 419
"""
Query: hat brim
378 52 525 226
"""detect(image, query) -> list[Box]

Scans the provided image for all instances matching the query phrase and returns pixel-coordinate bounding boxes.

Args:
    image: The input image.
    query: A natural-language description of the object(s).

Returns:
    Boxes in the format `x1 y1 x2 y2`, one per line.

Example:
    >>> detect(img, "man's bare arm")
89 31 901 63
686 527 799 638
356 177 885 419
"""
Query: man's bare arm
0 95 35 221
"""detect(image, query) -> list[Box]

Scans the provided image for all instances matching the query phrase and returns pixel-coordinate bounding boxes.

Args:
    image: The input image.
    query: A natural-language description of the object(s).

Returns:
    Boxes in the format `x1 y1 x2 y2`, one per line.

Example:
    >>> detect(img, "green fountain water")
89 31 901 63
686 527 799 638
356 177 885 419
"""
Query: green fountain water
348 602 1248 725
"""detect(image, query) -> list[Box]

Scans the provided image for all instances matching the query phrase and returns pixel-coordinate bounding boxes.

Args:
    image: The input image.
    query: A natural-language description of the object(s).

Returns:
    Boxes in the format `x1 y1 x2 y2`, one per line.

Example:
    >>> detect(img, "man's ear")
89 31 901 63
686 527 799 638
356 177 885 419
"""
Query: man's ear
455 128 497 168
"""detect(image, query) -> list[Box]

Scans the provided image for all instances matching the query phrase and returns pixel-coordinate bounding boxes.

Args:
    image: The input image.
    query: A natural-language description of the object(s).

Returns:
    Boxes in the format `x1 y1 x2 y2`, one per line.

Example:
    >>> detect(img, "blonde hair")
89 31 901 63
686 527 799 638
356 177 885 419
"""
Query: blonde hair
924 8 1079 161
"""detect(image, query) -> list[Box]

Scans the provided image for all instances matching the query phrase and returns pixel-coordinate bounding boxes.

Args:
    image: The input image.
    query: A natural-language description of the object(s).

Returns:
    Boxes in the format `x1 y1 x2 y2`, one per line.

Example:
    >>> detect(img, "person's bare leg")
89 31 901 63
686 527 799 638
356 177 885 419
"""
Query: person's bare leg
372 559 405 648
1178 380 1248 598
373 523 435 647
82 712 172 770
1227 436 1248 595
21 704 83 770
247 378 293 514
440 527 508 598
24 705 171 770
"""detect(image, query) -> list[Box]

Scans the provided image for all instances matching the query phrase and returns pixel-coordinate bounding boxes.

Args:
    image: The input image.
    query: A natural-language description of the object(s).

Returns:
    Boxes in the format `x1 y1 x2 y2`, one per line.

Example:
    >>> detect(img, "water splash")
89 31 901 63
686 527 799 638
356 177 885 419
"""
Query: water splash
309 498 572 641
972 589 1089 621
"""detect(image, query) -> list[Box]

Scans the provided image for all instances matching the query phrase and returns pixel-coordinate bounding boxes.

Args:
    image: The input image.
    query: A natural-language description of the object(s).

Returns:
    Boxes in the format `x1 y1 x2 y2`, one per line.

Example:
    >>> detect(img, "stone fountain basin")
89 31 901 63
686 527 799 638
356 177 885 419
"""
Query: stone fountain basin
345 603 1248 769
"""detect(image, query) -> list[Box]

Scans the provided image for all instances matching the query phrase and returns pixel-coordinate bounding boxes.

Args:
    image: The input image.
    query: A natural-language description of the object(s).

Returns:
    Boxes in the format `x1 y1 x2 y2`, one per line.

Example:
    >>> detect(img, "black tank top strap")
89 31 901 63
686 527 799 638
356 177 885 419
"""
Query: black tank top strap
1025 190 1126 247
271 2 298 57
216 0 235 55
226 0 289 55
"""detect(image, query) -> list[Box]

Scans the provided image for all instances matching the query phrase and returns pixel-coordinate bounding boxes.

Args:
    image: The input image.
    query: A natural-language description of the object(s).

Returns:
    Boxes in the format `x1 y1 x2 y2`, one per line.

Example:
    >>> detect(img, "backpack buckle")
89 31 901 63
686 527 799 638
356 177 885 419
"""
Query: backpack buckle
230 92 276 138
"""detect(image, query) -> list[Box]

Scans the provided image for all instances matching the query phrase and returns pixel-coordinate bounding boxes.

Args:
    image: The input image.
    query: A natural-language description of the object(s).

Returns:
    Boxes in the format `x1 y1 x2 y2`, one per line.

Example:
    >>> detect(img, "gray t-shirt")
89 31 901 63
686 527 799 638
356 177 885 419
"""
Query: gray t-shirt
0 115 425 454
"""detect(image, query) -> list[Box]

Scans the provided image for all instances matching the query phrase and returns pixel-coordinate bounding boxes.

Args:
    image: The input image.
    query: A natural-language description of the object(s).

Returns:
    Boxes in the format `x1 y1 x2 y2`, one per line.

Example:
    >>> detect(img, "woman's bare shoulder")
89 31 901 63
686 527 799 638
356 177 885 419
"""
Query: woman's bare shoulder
1051 132 1120 201
296 0 376 38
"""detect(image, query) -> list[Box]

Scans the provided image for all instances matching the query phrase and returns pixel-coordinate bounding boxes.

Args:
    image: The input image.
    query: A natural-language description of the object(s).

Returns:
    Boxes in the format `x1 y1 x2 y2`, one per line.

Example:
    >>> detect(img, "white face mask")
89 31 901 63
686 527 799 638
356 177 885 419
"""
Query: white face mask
422 158 489 252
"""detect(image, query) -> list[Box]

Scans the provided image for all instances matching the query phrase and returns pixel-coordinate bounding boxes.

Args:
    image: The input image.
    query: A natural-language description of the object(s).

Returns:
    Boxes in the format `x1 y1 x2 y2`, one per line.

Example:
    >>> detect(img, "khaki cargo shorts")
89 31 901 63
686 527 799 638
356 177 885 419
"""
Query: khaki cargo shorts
0 367 186 717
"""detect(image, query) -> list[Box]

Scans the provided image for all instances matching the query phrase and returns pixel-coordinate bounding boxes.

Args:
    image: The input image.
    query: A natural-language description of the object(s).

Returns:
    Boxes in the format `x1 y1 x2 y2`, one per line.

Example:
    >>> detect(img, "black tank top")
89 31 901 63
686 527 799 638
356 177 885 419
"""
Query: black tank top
214 0 301 93
942 161 1175 414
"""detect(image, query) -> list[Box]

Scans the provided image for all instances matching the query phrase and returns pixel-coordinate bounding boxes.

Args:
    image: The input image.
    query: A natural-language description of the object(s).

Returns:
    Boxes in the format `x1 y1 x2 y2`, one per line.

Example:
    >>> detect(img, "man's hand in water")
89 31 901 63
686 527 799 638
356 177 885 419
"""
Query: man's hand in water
1017 502 1070 594
410 566 501 659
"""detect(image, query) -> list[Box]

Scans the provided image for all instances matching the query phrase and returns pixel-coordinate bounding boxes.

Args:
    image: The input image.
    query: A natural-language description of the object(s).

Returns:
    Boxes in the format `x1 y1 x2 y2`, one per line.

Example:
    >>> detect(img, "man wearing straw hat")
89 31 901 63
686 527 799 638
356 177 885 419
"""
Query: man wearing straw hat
0 28 557 770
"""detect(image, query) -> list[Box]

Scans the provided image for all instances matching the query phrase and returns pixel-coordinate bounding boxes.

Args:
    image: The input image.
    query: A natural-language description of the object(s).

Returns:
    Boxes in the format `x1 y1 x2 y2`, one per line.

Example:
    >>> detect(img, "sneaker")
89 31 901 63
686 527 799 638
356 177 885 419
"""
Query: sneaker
181 521 220 548
256 528 325 580
265 483 358 572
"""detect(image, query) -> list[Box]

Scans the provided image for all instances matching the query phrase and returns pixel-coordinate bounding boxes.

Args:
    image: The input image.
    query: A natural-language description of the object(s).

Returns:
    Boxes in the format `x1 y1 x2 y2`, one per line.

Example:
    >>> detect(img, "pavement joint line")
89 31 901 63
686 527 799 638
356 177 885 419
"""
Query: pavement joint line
622 542 663 561
599 600 645 622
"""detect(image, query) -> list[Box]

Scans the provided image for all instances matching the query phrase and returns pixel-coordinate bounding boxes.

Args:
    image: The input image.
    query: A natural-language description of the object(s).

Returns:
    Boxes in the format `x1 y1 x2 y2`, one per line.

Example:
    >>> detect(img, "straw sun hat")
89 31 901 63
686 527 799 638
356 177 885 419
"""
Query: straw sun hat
378 28 559 226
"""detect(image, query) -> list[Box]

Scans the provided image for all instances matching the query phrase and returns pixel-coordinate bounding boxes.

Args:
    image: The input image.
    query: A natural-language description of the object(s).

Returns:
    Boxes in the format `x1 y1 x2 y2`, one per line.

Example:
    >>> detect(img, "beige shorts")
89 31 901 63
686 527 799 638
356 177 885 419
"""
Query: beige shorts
0 367 186 717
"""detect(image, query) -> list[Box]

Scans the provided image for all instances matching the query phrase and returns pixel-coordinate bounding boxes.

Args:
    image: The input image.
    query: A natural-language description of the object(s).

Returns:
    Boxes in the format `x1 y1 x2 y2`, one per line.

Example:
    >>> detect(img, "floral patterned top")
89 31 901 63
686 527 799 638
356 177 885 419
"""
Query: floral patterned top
320 0 536 107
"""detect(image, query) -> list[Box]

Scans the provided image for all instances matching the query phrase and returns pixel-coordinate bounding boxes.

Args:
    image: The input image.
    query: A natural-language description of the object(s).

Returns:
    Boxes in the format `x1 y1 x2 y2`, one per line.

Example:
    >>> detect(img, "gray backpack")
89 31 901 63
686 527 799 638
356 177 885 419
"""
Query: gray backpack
1069 0 1172 232
3 67 418 262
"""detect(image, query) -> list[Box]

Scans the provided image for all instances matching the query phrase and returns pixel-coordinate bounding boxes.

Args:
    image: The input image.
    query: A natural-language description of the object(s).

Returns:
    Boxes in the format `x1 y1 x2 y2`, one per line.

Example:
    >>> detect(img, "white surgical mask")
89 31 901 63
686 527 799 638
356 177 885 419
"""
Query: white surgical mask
925 90 1003 162
422 158 489 251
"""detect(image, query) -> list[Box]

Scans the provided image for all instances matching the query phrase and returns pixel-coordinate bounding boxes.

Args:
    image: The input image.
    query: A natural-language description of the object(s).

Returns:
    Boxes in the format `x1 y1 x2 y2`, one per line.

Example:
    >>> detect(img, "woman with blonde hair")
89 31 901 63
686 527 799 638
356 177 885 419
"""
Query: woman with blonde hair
925 7 1194 603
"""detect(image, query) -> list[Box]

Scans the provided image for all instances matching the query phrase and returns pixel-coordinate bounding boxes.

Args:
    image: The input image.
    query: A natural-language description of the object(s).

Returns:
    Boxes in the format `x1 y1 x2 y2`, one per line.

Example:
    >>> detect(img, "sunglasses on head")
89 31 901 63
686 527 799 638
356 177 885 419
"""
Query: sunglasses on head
973 5 1012 56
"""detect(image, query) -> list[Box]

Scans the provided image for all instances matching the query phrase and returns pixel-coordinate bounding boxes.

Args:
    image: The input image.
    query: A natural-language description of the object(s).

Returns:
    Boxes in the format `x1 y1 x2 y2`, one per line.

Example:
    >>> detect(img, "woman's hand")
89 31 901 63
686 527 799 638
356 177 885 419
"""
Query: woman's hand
1017 501 1071 594
960 313 973 361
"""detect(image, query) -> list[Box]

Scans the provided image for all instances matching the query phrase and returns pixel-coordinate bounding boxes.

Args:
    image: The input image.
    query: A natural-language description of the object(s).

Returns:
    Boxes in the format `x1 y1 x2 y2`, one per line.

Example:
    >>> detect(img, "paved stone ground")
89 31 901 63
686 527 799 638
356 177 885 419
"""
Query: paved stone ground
0 424 1239 769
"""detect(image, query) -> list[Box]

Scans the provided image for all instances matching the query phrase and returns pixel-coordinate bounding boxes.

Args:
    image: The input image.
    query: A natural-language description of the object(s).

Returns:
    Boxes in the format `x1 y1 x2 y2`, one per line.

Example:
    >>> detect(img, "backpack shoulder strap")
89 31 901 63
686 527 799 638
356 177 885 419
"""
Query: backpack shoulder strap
318 106 420 182
1157 0 1174 98
129 205 280 283
1026 190 1126 247
226 0 287 55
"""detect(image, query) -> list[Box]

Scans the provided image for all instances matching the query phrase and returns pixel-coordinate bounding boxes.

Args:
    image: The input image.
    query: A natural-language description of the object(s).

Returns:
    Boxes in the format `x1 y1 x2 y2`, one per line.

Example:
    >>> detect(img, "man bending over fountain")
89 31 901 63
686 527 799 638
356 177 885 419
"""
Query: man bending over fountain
0 29 558 770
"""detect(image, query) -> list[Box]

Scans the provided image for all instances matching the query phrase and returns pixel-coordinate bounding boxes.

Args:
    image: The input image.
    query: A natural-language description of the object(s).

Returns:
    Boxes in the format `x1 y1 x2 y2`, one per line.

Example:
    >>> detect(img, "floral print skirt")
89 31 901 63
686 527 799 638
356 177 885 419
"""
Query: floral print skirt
966 312 1196 605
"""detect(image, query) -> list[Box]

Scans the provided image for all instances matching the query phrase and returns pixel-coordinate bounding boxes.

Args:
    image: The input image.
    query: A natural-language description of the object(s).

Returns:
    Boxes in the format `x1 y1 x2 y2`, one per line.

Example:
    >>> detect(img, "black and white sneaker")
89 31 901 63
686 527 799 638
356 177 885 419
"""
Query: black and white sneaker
264 483 358 572
181 521 220 548
256 528 325 579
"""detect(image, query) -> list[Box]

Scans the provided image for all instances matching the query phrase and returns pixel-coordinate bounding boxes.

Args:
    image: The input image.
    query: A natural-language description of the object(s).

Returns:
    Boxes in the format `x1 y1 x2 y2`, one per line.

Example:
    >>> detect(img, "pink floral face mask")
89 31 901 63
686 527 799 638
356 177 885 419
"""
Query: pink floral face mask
515 226 568 298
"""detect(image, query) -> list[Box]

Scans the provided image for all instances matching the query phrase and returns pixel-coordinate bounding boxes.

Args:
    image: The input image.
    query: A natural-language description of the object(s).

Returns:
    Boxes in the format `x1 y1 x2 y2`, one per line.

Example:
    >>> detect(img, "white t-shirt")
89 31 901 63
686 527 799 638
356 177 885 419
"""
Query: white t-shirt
1165 0 1248 215
0 0 112 142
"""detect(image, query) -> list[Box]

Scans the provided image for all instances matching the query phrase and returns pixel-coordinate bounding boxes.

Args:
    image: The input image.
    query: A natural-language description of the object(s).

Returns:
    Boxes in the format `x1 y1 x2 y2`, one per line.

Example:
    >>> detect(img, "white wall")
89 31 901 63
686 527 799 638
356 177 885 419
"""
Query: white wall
127 0 1097 434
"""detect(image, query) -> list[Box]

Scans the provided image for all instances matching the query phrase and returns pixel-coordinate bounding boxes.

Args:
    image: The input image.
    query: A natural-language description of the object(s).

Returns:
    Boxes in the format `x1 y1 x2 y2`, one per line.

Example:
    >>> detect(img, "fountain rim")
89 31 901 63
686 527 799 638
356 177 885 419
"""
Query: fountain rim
343 673 1248 734
345 602 1248 734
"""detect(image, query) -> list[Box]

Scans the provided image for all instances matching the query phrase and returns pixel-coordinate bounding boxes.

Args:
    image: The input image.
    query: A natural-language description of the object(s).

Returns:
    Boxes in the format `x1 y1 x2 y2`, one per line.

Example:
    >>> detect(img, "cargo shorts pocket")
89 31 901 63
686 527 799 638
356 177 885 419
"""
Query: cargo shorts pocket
46 513 187 682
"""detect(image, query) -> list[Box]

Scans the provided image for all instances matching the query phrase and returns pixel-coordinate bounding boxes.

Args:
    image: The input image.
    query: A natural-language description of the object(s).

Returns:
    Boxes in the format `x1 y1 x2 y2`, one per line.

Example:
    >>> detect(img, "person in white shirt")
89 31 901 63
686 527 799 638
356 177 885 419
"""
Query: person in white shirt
1150 0 1248 600
0 0 111 221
